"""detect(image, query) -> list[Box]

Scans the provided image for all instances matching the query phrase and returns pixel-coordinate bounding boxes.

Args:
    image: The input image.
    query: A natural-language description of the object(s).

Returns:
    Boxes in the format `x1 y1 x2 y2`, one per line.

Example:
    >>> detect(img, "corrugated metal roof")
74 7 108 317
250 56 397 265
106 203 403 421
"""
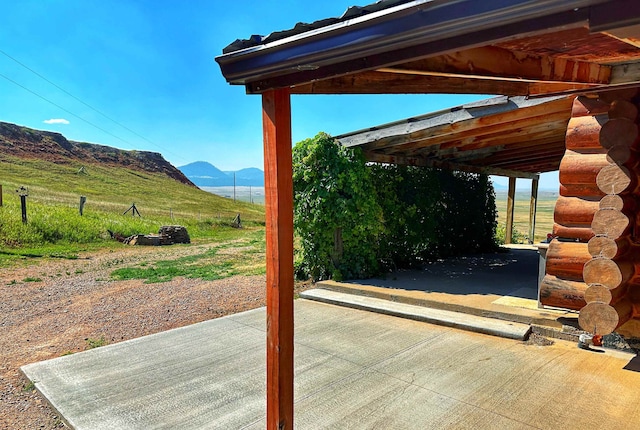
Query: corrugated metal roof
222 0 416 54
336 95 574 177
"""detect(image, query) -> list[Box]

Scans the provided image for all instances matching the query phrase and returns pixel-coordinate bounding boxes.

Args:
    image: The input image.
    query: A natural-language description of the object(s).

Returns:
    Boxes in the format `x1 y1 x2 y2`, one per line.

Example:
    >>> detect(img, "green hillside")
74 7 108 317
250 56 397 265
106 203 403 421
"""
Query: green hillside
0 154 265 261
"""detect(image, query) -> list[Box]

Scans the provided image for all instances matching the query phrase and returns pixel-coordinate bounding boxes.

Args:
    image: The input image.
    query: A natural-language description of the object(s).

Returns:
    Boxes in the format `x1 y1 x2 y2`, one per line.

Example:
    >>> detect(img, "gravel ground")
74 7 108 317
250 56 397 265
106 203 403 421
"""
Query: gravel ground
0 244 306 429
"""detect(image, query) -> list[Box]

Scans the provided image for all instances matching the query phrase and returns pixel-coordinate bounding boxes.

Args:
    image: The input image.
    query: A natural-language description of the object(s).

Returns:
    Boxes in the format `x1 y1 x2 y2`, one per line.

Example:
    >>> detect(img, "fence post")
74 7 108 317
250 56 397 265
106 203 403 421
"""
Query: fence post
79 196 87 216
20 195 27 224
16 186 28 224
0 184 3 207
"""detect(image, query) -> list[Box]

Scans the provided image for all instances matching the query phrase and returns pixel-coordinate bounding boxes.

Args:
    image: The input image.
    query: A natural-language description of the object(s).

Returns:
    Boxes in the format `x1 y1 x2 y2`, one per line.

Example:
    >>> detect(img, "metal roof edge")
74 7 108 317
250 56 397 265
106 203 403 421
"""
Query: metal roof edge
216 0 610 87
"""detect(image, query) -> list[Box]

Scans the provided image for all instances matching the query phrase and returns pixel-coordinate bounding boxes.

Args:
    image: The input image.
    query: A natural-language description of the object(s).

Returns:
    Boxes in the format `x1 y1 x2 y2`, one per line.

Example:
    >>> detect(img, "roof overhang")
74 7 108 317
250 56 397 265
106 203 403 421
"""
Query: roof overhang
336 95 575 178
216 0 640 96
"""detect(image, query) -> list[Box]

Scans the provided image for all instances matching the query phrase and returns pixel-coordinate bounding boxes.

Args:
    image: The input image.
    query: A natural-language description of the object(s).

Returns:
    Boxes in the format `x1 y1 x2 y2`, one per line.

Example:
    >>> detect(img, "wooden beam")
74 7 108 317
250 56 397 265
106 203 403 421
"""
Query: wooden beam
262 88 294 430
529 177 539 244
396 46 611 84
505 160 562 173
467 141 565 165
506 177 517 244
364 151 539 178
407 145 504 161
290 70 597 96
400 119 569 158
487 148 566 167
436 120 569 150
610 62 640 84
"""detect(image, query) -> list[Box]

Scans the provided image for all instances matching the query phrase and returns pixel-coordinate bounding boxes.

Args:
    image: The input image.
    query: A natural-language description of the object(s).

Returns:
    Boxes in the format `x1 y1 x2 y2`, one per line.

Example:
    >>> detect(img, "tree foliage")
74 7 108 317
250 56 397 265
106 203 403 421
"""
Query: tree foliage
292 132 382 280
293 133 498 281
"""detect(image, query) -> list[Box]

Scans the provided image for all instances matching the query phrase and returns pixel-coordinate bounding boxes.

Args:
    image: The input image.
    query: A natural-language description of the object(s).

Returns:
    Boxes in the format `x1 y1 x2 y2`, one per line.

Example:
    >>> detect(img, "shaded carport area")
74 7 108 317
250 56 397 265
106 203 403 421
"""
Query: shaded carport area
335 94 575 244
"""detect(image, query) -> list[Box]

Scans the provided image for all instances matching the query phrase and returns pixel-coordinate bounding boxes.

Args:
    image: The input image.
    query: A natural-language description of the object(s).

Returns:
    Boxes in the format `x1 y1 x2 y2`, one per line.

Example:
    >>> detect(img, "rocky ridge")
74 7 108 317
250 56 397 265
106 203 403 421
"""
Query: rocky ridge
0 121 195 186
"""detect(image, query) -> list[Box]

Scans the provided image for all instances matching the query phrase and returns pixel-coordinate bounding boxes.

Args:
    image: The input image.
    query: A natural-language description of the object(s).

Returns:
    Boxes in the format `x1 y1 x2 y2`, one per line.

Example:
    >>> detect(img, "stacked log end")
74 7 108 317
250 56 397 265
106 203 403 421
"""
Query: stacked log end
548 91 640 336
541 96 607 311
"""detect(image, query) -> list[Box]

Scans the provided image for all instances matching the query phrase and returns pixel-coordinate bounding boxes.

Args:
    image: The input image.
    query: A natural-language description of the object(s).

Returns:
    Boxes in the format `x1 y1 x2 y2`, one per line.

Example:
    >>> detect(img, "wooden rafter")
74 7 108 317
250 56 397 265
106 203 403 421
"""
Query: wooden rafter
468 142 564 165
383 45 611 84
393 46 611 84
367 104 571 154
291 70 597 96
364 151 540 178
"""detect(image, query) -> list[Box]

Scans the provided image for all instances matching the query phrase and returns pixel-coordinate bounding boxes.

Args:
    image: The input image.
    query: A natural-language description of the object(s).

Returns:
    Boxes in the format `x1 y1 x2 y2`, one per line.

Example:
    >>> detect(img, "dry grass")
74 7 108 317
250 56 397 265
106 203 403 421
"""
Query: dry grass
495 190 558 243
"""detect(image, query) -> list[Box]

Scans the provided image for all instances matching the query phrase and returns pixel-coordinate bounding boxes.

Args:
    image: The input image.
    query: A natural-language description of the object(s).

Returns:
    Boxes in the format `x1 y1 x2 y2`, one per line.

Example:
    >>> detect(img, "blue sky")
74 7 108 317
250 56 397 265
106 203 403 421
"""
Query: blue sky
1 0 557 190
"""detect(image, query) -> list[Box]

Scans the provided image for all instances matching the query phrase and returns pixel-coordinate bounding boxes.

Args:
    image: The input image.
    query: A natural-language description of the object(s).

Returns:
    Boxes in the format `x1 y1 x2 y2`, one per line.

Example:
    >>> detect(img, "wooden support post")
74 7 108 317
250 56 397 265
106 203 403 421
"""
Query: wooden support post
262 88 294 430
529 176 539 244
505 177 516 244
0 184 3 207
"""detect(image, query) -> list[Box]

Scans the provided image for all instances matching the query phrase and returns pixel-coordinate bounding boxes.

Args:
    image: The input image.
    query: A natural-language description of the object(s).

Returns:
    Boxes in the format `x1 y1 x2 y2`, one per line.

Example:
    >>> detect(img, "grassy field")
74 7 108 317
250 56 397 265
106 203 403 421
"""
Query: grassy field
495 190 558 243
0 155 265 267
1 153 556 273
201 186 265 205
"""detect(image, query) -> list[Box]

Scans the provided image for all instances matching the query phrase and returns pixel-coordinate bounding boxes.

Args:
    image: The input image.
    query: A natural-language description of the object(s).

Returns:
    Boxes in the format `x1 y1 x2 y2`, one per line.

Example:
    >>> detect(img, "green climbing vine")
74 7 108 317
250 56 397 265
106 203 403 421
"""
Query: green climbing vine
293 133 498 281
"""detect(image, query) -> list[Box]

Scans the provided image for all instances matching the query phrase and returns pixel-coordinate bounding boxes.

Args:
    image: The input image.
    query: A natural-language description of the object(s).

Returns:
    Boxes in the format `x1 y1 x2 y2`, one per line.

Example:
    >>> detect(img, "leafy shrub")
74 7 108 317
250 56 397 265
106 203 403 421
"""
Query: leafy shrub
370 165 497 269
292 132 382 280
495 224 528 245
293 133 498 281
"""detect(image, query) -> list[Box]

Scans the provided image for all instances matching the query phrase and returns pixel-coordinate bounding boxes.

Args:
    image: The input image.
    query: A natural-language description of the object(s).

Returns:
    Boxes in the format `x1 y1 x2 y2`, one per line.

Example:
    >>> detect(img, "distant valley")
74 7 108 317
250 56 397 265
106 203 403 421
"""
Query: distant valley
179 161 264 187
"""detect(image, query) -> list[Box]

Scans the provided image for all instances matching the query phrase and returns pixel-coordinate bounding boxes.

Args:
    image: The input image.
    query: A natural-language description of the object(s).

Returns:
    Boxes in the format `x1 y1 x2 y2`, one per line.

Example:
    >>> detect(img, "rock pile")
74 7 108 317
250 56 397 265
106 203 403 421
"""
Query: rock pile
158 225 191 244
111 225 191 246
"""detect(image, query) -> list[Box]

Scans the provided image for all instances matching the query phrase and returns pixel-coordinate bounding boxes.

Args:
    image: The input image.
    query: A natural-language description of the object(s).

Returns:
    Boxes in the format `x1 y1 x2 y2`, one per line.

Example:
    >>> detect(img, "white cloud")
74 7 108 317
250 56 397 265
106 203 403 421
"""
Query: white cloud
43 118 70 125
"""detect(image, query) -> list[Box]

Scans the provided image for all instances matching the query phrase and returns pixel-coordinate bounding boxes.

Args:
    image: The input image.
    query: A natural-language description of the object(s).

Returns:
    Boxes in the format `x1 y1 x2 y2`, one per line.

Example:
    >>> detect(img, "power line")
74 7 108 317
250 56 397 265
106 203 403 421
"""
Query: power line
0 48 186 161
0 71 133 145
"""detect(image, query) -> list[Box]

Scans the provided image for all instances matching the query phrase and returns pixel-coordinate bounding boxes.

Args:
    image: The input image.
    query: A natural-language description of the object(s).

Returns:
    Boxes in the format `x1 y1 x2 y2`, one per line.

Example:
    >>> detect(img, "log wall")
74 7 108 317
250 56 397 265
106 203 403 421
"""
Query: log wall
543 92 640 337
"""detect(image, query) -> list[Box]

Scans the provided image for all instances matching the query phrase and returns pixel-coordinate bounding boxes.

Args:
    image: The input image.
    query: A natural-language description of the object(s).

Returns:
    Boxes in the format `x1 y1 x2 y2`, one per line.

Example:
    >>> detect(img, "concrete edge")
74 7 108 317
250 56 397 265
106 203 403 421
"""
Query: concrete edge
300 289 532 341
20 367 76 430
315 280 569 329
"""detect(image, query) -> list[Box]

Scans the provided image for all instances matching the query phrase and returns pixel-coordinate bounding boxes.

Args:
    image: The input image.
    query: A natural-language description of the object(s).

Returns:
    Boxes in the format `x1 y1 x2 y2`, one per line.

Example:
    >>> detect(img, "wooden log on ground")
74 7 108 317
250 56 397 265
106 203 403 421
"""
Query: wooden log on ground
553 223 594 242
565 115 607 150
591 208 631 239
609 100 639 121
558 152 609 185
583 258 634 289
554 196 600 226
599 118 639 149
559 183 605 198
588 235 631 259
539 274 587 310
596 164 633 195
571 96 610 117
579 299 633 335
545 240 591 281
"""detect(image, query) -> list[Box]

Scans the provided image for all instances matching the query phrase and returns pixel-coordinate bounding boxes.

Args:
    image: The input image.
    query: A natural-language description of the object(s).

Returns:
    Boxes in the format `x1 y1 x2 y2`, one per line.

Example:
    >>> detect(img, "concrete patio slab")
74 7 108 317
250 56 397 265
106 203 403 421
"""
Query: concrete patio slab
22 300 640 430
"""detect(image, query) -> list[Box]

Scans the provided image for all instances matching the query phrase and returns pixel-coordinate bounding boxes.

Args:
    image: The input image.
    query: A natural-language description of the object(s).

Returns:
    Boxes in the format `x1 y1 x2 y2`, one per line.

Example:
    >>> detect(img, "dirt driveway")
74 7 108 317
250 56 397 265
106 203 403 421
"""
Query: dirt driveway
0 244 295 429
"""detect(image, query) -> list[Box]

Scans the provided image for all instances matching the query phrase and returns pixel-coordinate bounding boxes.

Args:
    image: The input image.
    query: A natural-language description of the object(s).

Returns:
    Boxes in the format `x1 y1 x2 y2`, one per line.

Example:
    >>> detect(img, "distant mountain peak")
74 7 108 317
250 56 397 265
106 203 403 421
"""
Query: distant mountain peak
179 161 264 187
